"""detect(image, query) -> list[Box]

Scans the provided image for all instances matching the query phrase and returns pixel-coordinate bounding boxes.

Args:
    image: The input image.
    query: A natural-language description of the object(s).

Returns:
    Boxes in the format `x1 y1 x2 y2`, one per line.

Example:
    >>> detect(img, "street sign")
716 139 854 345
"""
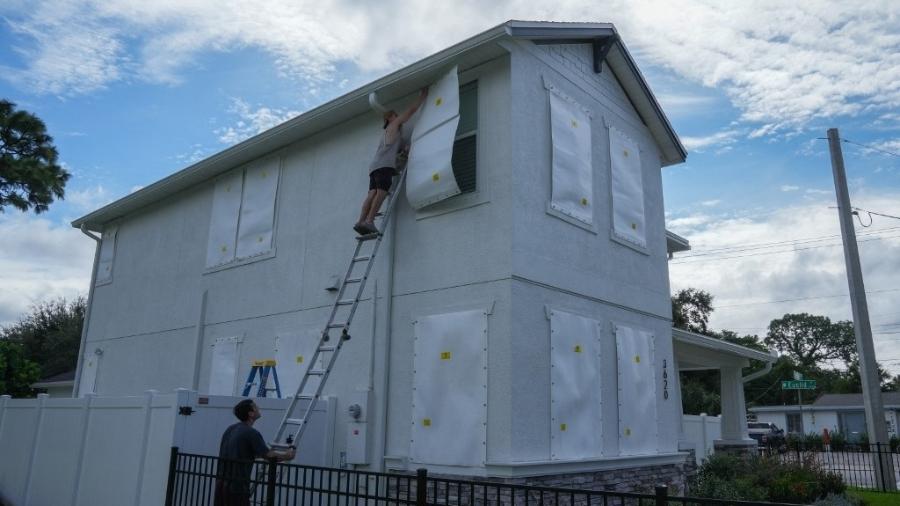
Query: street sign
781 380 816 390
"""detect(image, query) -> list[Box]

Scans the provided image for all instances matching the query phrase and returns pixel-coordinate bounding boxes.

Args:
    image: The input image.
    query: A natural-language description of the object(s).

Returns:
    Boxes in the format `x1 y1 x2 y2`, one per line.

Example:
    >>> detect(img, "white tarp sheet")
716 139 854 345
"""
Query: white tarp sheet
274 329 319 396
615 324 657 455
549 92 593 224
206 170 243 267
609 127 646 247
78 351 100 396
236 158 279 259
95 225 117 285
406 66 462 209
209 336 241 395
549 309 603 460
411 309 487 466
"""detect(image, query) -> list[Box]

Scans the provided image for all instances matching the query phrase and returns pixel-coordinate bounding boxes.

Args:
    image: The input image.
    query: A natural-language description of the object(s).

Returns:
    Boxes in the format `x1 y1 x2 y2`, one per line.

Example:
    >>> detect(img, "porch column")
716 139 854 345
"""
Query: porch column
714 366 756 453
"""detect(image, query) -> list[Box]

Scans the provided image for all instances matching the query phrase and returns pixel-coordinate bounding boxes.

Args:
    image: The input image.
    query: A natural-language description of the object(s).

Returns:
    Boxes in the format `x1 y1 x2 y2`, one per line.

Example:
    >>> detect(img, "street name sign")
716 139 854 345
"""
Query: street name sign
781 380 816 390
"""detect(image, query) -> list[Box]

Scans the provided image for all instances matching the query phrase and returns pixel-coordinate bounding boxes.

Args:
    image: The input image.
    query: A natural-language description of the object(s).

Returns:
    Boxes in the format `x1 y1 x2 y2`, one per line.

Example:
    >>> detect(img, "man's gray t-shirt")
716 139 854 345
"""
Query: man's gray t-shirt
218 423 269 494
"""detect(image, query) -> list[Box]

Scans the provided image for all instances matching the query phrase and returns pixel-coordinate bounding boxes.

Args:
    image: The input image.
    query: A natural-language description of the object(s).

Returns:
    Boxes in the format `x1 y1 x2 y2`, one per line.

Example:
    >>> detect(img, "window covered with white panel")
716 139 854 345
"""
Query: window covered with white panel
614 324 658 455
609 127 646 248
95 224 118 286
205 156 281 269
546 81 593 226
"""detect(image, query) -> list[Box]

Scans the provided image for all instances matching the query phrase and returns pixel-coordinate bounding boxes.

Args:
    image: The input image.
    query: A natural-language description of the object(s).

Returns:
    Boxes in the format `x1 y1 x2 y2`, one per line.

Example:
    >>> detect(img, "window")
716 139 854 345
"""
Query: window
786 413 804 434
205 157 280 269
451 81 477 194
609 126 647 249
95 225 118 285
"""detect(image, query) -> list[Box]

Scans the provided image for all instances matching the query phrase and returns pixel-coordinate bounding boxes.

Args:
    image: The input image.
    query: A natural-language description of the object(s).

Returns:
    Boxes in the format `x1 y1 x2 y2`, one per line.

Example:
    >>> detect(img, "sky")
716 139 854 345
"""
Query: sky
1 1 899 373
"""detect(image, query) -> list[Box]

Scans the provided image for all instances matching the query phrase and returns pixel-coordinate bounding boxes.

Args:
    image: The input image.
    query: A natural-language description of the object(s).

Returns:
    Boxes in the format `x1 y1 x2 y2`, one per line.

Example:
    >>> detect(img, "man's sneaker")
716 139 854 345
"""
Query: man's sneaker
353 222 367 235
363 223 380 235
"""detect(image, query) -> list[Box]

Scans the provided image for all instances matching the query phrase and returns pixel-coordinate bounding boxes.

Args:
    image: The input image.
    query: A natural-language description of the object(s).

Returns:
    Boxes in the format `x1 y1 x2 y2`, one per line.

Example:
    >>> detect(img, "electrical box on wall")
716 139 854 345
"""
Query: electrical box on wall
345 390 372 465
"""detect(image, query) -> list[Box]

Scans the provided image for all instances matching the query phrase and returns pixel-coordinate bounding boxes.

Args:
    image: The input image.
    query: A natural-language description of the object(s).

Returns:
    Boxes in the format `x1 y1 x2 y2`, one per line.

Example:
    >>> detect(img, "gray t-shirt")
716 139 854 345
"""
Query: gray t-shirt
217 422 269 494
368 125 406 174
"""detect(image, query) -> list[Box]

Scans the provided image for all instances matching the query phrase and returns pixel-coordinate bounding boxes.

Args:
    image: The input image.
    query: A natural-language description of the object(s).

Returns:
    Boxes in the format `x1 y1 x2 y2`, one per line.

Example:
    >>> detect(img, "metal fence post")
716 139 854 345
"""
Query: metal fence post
416 468 428 506
654 485 668 506
266 459 278 506
164 447 179 506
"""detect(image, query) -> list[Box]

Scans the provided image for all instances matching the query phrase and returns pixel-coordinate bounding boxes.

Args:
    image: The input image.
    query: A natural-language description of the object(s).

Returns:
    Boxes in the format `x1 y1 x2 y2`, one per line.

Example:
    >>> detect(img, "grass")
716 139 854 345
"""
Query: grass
847 488 900 506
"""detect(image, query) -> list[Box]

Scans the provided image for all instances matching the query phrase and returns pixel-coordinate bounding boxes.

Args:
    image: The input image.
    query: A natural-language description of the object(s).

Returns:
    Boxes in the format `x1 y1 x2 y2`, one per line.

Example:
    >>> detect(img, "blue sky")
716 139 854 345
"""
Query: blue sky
1 1 899 372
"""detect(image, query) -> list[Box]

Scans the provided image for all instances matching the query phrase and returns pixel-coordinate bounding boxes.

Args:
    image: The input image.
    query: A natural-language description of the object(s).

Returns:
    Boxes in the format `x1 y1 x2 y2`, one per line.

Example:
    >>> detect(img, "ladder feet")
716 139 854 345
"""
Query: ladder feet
342 329 351 341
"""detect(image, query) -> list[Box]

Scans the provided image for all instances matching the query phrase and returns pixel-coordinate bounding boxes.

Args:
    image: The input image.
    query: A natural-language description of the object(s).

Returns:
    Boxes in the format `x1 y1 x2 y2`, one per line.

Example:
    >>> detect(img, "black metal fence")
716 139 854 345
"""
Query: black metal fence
164 447 802 506
758 441 900 493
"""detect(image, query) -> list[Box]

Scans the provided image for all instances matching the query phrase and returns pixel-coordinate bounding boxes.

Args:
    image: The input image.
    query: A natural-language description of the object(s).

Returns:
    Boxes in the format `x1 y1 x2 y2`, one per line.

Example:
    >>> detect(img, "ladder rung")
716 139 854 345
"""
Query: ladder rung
286 418 306 426
353 255 371 262
336 299 355 306
345 277 363 284
318 346 336 352
295 394 317 400
327 323 347 329
307 369 327 376
356 233 380 241
271 442 294 450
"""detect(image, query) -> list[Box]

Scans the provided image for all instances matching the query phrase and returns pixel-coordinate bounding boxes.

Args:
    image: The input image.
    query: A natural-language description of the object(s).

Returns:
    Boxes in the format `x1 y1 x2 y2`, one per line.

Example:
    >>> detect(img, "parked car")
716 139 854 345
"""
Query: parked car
747 422 785 447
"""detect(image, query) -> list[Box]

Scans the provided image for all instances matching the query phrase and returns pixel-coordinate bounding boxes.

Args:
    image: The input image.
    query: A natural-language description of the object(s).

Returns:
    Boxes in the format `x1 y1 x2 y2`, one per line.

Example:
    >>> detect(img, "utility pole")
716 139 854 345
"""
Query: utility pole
827 128 896 491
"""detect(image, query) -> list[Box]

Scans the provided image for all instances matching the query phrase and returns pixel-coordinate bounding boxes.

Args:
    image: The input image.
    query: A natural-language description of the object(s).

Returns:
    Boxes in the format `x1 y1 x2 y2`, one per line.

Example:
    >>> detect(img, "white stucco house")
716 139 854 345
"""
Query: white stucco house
59 20 774 490
750 393 900 441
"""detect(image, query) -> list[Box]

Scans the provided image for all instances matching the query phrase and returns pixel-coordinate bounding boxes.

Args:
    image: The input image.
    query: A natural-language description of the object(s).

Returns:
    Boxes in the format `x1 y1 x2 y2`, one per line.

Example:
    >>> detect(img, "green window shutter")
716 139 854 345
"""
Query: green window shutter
453 81 478 194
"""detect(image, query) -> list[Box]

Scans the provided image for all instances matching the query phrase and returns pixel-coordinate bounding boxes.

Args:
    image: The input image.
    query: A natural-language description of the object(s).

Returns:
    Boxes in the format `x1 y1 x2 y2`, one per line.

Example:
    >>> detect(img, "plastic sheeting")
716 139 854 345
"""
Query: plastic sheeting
78 351 100 397
411 308 487 466
205 170 243 268
236 159 280 259
549 91 593 225
274 329 319 396
209 336 241 395
95 225 117 285
406 66 462 209
614 325 657 455
549 309 603 460
609 127 646 247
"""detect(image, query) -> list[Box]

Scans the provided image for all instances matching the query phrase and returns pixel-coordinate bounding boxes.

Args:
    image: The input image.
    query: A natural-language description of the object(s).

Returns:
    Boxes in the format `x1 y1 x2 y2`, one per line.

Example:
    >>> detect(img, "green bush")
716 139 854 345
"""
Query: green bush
690 452 846 504
889 435 899 452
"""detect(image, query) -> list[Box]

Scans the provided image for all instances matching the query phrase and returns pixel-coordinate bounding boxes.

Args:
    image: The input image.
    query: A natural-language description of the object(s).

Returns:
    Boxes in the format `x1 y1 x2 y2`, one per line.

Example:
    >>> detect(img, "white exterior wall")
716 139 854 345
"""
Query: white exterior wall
504 40 679 465
754 412 787 429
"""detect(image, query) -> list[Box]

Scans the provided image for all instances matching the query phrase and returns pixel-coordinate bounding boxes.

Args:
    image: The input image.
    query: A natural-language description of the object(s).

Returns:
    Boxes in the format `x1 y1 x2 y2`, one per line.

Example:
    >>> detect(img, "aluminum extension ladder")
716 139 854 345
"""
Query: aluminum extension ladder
271 168 407 451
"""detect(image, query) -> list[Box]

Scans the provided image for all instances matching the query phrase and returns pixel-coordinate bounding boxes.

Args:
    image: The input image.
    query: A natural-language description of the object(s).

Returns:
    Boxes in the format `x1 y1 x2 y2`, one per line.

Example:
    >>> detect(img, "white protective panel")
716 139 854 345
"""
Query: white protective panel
411 309 487 466
406 66 462 209
549 309 603 460
78 351 100 396
549 92 593 225
205 170 244 268
609 127 646 247
274 329 320 396
615 325 657 455
236 158 280 259
95 225 117 285
208 336 242 395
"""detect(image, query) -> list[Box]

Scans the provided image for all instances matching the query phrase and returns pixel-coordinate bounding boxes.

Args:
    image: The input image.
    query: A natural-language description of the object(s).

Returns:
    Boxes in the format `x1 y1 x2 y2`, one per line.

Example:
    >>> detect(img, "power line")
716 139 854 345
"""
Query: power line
842 138 900 158
670 233 900 264
679 226 900 257
715 287 900 309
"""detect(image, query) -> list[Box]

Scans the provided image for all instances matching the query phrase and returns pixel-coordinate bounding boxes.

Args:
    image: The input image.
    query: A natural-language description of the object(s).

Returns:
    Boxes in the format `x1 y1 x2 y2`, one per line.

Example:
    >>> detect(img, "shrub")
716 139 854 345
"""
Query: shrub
813 493 862 506
690 452 846 504
888 435 899 452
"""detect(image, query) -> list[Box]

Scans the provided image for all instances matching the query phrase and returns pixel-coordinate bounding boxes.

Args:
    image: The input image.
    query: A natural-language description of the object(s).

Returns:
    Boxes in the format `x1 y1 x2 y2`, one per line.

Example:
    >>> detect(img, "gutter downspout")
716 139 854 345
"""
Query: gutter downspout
742 351 778 383
72 225 101 398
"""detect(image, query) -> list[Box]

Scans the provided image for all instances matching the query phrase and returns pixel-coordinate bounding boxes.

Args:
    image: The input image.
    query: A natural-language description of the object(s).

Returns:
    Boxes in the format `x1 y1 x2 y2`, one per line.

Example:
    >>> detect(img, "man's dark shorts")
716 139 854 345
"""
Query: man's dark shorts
369 167 394 192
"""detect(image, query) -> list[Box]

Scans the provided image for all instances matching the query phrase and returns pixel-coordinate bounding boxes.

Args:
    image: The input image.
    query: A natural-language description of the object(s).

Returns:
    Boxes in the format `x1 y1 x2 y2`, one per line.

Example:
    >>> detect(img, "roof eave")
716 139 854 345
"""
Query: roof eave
672 328 777 363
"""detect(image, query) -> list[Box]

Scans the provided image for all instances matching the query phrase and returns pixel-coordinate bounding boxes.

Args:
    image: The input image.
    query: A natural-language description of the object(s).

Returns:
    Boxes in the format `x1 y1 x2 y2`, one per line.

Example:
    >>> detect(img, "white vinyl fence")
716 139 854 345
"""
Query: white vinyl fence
682 414 721 465
0 390 333 506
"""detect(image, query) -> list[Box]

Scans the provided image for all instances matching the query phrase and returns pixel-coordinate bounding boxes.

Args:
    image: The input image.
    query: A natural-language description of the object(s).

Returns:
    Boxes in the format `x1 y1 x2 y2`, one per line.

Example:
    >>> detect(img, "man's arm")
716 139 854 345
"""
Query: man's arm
396 87 428 125
265 447 296 462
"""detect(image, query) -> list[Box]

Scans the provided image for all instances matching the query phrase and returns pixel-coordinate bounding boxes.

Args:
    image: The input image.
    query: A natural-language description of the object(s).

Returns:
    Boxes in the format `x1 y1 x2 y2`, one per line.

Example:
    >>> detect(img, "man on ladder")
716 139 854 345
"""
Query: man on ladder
354 87 428 235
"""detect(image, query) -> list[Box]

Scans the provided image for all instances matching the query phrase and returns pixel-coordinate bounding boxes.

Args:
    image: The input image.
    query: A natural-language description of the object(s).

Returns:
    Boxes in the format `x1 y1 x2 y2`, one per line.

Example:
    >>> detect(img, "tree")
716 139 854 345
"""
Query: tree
764 313 857 370
672 288 714 333
1 297 85 379
0 340 41 397
0 100 69 213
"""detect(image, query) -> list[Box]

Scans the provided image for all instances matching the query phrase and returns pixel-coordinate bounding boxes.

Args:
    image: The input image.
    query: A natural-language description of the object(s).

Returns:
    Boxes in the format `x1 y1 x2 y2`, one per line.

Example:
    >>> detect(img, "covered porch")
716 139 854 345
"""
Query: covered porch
672 328 778 454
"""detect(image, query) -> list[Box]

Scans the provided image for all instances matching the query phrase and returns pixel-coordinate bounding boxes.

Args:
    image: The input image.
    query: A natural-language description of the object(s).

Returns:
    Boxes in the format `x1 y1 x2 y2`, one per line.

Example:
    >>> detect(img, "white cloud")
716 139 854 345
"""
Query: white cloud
215 98 301 145
700 199 721 207
65 185 113 212
2 1 898 138
681 129 741 152
667 191 900 373
0 214 93 325
780 185 800 192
